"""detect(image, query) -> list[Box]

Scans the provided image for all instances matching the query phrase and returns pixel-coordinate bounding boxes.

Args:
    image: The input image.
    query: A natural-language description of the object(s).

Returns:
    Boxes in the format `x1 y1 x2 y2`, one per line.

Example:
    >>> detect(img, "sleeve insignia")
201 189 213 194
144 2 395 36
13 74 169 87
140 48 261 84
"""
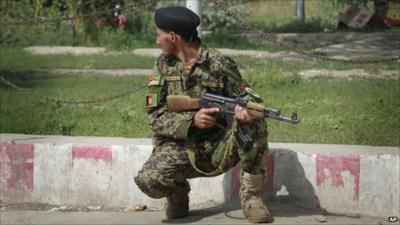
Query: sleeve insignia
147 74 161 86
145 93 158 107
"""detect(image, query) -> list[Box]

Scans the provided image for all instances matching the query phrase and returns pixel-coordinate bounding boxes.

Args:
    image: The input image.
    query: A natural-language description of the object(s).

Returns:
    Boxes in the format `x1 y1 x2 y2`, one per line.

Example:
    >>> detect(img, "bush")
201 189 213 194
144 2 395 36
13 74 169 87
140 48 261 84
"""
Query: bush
202 1 246 31
98 29 155 50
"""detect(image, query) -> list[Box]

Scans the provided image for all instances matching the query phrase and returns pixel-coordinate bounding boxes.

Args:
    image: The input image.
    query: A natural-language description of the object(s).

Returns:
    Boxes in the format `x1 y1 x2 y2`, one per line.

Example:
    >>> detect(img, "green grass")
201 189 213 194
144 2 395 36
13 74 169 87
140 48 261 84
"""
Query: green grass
1 48 399 72
250 74 400 146
1 1 398 146
1 72 399 146
235 56 400 72
0 48 155 70
0 74 151 138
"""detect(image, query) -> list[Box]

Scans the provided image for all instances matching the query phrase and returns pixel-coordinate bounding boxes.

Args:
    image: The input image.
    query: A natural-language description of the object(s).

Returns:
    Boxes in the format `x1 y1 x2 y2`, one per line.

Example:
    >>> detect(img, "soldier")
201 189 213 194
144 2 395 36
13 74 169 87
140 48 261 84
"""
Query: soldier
134 6 272 223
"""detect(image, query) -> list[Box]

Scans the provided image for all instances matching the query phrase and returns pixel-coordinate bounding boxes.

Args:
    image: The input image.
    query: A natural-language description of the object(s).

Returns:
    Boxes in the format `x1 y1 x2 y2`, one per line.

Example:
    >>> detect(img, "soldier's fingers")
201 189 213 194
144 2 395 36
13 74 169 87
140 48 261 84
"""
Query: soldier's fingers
242 109 253 121
234 106 244 119
199 120 214 129
202 107 219 114
201 114 216 123
200 115 217 128
202 122 213 128
235 106 253 123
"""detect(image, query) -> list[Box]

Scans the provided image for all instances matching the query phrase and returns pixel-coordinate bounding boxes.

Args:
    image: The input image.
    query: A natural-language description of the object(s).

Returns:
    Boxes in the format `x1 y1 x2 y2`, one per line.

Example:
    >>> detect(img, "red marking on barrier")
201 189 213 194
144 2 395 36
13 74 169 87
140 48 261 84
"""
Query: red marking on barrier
0 141 34 200
316 154 360 201
230 164 241 197
264 153 275 192
230 153 275 198
72 146 112 163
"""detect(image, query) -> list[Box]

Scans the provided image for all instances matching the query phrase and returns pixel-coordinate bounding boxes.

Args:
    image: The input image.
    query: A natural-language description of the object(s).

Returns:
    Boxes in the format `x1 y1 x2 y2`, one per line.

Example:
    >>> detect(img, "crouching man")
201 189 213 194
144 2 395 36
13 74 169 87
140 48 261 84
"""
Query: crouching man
134 6 273 223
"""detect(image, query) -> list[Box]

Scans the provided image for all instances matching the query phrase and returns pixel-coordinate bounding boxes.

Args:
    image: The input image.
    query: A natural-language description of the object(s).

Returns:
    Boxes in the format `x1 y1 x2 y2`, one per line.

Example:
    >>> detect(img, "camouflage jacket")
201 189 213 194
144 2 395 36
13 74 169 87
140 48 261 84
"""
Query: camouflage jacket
145 45 260 144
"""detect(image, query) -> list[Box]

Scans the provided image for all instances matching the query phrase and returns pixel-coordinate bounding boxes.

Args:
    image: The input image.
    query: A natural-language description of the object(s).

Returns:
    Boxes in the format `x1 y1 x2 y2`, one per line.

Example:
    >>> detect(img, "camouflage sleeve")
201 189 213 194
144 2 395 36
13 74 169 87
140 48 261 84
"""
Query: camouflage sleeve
146 58 195 140
220 56 263 103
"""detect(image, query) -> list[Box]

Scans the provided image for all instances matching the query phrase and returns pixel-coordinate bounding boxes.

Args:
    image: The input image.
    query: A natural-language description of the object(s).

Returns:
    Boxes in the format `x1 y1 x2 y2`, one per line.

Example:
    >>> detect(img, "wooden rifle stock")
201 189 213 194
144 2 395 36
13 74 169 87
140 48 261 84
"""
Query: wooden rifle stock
167 95 201 113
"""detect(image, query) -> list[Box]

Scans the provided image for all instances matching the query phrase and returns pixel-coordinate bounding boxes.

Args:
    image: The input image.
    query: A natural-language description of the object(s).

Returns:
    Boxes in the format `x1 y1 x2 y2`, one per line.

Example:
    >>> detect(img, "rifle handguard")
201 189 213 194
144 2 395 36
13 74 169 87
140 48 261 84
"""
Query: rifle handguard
246 102 265 118
167 95 201 113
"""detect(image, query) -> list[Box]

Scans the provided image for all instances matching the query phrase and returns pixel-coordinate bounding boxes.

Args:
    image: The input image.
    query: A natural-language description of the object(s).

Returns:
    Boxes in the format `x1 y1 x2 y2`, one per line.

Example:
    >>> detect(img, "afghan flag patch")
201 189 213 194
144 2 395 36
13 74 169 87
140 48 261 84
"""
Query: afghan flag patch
146 93 158 107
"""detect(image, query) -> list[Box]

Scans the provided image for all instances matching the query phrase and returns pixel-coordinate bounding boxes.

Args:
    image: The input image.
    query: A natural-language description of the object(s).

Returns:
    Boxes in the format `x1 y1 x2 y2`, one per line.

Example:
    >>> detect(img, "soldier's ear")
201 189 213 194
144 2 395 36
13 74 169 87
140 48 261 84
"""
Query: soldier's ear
169 32 177 42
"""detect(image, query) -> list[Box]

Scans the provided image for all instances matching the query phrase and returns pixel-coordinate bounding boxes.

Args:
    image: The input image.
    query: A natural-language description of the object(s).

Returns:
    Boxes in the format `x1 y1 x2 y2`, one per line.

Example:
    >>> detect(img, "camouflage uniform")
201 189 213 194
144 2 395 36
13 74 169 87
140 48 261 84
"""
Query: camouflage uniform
134 45 268 199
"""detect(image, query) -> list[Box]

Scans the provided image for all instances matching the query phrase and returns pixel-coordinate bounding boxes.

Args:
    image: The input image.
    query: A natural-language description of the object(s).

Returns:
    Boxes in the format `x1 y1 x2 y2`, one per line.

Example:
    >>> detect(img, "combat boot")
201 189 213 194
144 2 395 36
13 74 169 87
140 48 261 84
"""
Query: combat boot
165 182 190 219
240 171 273 223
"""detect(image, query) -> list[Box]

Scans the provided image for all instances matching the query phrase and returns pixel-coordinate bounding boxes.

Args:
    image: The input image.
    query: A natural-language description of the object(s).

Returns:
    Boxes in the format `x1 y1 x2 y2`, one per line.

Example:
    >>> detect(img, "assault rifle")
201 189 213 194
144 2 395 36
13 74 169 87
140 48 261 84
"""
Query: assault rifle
167 93 300 124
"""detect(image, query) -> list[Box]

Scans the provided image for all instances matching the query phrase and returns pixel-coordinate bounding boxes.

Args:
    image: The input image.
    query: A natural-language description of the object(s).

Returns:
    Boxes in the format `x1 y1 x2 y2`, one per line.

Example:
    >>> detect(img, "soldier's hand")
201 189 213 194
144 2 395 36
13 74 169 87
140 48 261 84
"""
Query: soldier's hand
235 105 254 124
193 107 220 129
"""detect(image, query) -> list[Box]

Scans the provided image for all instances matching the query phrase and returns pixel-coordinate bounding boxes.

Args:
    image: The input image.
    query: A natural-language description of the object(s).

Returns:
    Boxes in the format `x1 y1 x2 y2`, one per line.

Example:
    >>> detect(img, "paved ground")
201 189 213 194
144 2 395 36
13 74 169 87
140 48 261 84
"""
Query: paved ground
1 201 393 225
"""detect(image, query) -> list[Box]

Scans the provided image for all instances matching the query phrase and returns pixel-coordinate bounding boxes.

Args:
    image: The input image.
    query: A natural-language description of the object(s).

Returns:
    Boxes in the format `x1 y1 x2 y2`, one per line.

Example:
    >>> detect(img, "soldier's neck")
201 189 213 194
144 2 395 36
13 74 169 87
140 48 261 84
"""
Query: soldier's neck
175 42 200 65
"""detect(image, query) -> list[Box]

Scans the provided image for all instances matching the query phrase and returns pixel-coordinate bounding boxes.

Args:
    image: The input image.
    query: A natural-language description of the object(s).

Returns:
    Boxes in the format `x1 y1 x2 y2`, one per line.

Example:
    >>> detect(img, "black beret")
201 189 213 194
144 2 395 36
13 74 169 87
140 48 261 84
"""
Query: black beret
155 6 200 35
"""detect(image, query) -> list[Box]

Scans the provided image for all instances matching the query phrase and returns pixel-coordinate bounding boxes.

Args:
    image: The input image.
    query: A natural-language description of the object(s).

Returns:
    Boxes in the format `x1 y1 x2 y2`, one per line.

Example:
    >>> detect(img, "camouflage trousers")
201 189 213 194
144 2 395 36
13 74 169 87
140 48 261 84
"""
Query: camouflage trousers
134 120 268 199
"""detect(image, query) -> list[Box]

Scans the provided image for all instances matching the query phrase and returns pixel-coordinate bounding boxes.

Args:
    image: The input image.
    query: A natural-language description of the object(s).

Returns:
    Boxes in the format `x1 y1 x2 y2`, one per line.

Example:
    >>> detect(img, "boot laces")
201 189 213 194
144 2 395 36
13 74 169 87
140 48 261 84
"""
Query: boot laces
246 195 267 209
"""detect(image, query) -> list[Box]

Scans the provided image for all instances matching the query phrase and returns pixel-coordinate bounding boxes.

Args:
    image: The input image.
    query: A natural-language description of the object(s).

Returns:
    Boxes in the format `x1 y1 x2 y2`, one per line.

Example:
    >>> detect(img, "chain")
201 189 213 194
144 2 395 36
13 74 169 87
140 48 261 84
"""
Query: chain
0 76 147 105
212 0 399 65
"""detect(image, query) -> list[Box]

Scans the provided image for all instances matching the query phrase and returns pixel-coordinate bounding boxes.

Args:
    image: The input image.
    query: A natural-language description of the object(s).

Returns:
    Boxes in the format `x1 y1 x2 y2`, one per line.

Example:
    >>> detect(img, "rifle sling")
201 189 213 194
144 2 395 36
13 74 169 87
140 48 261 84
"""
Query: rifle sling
186 119 238 176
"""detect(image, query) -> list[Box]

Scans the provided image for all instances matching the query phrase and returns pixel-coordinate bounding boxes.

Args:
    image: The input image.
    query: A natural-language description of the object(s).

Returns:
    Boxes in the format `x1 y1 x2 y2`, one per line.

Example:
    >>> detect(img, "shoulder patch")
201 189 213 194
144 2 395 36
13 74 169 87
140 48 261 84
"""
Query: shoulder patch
147 74 161 86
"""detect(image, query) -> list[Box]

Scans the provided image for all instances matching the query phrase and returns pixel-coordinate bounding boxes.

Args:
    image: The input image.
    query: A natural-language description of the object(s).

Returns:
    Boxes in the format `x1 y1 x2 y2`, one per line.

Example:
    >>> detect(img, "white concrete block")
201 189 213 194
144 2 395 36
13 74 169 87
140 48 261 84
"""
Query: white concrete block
69 145 113 206
1 134 398 218
360 153 400 217
32 143 72 205
189 175 226 205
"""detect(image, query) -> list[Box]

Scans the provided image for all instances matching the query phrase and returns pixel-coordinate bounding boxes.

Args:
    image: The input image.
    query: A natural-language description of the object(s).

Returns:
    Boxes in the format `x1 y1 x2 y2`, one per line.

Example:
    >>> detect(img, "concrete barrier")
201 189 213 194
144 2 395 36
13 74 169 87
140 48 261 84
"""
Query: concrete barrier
1 133 398 218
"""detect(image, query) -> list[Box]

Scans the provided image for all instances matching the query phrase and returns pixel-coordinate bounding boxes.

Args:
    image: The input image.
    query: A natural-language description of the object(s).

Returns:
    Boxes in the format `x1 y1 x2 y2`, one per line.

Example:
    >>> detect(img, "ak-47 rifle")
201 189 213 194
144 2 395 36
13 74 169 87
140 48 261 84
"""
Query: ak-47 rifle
167 93 300 124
